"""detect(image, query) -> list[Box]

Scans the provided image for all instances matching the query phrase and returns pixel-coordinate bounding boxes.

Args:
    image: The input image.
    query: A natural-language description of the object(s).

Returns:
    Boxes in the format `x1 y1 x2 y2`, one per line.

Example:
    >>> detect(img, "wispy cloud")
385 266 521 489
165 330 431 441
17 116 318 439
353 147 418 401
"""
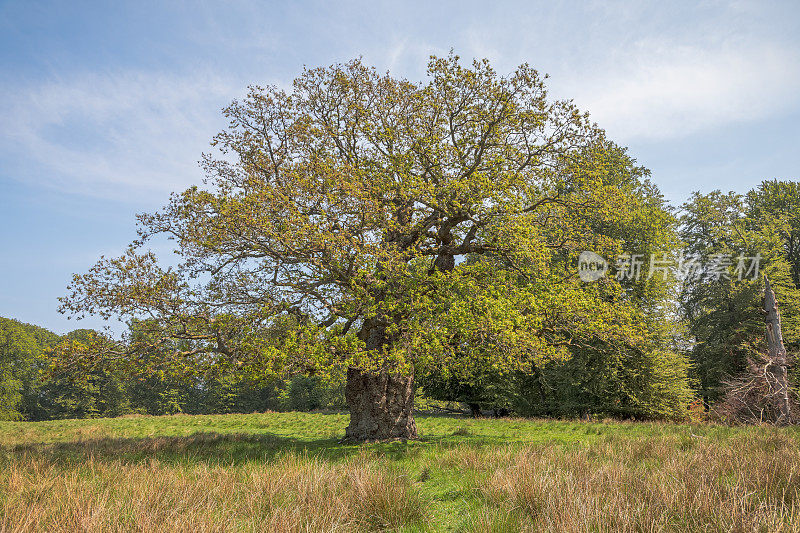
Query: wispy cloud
0 70 237 200
2 1 798 201
557 38 800 141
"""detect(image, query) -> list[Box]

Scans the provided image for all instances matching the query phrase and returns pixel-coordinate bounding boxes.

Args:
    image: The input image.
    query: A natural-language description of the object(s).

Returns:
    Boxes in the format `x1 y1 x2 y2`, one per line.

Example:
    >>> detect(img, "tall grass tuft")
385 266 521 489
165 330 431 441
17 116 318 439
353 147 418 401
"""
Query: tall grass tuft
0 452 425 532
469 434 800 532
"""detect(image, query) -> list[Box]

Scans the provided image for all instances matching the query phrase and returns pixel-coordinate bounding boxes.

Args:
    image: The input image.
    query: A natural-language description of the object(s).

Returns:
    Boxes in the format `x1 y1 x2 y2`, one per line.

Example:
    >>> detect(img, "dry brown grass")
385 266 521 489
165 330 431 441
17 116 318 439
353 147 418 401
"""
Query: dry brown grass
0 453 424 532
461 434 800 532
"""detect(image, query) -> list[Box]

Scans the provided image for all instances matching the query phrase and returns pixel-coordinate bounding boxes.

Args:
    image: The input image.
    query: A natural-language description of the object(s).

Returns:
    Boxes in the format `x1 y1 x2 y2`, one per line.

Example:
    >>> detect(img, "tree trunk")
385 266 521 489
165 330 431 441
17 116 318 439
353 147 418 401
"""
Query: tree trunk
344 367 418 441
764 275 792 425
468 403 481 418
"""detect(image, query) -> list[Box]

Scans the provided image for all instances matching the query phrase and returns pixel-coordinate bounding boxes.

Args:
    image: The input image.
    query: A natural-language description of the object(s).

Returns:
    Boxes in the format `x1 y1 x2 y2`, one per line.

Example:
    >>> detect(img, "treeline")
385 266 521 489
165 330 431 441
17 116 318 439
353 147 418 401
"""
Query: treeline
1 179 799 422
0 318 345 421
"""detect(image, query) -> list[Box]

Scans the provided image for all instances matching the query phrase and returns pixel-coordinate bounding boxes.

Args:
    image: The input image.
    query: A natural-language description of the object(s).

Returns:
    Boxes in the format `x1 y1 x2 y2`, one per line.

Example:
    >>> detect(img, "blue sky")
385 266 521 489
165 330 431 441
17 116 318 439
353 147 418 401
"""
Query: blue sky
1 0 799 334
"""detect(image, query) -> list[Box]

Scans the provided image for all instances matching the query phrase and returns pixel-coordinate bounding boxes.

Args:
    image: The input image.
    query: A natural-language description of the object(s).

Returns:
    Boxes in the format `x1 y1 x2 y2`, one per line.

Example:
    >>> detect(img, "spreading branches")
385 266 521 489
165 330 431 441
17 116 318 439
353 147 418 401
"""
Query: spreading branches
56 52 659 378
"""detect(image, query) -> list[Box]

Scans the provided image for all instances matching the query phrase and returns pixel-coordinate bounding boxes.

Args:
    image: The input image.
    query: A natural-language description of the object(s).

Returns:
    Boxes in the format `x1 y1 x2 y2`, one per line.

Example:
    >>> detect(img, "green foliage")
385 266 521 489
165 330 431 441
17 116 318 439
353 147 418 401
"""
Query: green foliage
54 54 694 420
505 346 692 420
419 147 693 420
680 181 800 403
0 316 347 421
276 374 346 412
36 329 131 419
746 180 800 289
0 318 51 420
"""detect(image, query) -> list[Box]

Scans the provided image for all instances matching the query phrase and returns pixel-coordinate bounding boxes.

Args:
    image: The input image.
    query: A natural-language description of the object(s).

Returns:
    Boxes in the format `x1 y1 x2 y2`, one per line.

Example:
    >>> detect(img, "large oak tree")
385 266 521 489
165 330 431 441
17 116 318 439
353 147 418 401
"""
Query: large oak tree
60 55 671 440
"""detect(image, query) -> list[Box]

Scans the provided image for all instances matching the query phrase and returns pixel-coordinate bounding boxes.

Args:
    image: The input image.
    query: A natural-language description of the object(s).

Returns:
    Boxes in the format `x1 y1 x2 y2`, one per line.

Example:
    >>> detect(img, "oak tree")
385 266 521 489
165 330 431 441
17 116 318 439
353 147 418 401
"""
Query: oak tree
60 55 672 440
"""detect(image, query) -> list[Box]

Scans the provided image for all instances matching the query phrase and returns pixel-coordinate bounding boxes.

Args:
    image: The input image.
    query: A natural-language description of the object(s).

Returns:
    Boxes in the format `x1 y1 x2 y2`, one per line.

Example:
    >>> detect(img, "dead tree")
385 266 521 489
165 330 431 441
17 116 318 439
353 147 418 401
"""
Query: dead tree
716 275 795 425
765 275 792 424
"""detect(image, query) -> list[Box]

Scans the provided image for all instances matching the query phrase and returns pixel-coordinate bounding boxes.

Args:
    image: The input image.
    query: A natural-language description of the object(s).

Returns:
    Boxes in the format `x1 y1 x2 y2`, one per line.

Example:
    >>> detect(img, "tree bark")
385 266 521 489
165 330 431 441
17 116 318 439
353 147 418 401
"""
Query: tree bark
344 367 418 441
344 316 418 441
764 275 792 425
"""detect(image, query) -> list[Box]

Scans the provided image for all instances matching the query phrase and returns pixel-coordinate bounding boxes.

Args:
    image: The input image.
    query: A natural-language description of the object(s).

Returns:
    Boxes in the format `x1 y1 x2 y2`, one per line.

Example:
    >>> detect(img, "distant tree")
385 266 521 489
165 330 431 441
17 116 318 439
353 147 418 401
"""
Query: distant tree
0 319 39 420
0 318 68 420
42 329 133 418
58 54 688 440
680 183 800 404
746 180 800 289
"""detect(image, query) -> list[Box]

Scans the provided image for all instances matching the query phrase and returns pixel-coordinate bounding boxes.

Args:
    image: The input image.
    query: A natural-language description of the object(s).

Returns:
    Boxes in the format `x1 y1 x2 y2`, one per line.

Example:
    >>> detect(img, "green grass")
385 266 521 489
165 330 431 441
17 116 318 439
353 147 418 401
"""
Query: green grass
2 412 800 531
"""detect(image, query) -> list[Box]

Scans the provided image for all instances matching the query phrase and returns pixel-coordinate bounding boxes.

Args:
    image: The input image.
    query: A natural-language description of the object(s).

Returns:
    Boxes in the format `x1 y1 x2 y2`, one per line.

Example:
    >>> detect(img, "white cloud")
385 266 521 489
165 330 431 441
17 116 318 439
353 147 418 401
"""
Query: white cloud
0 70 238 200
554 38 800 141
3 28 799 204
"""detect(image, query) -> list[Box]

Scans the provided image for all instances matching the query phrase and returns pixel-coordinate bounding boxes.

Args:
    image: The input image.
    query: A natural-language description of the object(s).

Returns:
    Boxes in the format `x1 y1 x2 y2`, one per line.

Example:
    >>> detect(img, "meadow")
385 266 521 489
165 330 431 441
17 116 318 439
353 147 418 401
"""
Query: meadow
1 412 799 532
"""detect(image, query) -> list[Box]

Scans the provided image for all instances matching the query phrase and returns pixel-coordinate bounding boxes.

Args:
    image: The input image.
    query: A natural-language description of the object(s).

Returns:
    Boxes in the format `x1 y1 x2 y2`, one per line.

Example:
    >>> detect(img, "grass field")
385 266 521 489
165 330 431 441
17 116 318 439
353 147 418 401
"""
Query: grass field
1 412 800 532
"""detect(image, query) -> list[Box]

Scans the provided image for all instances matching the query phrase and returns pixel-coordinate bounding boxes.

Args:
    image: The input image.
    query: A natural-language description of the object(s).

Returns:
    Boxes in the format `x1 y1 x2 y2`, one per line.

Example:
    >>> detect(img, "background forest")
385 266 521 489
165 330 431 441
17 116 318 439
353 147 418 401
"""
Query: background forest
2 179 798 423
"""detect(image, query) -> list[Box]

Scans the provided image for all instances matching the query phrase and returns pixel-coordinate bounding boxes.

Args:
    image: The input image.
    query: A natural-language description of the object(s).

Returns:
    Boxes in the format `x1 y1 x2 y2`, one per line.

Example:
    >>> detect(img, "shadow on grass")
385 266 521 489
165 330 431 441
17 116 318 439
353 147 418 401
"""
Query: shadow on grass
0 429 519 466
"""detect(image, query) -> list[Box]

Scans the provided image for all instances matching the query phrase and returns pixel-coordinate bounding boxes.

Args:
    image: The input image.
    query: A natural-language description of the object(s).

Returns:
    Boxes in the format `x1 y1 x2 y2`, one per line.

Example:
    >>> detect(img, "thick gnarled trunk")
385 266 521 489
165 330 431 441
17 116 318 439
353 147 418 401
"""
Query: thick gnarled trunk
345 313 418 441
344 367 418 441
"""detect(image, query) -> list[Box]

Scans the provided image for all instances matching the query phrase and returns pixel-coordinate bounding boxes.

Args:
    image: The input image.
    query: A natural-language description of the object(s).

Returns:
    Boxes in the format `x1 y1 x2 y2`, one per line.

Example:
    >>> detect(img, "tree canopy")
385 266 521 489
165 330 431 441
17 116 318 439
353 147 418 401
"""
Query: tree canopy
55 54 700 436
679 182 800 403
